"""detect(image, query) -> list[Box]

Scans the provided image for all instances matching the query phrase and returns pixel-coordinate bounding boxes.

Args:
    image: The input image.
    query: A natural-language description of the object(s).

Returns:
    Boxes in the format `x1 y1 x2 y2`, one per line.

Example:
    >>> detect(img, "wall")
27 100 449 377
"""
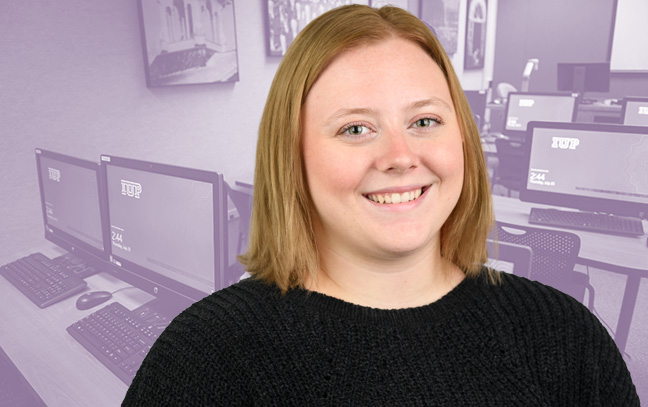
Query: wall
0 0 494 263
421 0 499 90
0 1 276 261
493 0 648 99
454 0 499 90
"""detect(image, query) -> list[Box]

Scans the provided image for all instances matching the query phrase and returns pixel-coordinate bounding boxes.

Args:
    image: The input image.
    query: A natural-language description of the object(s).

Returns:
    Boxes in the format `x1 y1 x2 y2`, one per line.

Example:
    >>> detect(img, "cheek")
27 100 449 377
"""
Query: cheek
423 137 465 189
303 139 361 203
447 141 465 179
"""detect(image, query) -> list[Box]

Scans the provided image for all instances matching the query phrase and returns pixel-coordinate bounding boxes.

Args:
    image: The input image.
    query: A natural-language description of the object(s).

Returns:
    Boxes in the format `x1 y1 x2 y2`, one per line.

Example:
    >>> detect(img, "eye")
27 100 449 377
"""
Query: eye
339 123 371 137
412 117 442 128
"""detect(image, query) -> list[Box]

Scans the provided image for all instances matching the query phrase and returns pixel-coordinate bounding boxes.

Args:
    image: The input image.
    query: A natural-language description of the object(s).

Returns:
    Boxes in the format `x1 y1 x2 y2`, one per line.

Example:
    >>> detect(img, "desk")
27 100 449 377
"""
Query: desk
485 101 622 128
492 195 648 353
0 243 154 407
480 139 497 157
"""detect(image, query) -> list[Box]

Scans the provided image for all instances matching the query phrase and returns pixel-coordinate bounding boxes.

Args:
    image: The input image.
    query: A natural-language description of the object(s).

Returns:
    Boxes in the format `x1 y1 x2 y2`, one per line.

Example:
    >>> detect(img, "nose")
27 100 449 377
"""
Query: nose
375 128 419 173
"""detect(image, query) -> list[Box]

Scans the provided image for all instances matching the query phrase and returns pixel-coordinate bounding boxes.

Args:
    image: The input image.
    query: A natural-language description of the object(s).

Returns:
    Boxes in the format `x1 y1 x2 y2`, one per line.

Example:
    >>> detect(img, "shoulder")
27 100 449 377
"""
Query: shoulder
158 277 287 356
122 278 283 406
475 270 598 333
174 276 282 331
470 270 639 405
477 270 591 317
464 270 609 362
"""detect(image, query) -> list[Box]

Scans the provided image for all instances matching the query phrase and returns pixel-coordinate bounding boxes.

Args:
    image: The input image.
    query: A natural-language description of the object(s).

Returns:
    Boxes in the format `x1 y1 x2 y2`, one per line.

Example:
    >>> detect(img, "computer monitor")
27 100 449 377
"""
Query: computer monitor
99 155 228 305
463 89 488 130
503 92 579 139
520 121 648 218
621 97 648 126
557 62 611 95
35 148 108 261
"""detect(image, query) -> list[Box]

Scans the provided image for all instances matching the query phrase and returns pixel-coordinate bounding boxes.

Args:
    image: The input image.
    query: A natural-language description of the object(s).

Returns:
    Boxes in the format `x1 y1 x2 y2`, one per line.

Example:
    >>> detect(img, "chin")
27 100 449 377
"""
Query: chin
367 222 440 253
373 237 436 258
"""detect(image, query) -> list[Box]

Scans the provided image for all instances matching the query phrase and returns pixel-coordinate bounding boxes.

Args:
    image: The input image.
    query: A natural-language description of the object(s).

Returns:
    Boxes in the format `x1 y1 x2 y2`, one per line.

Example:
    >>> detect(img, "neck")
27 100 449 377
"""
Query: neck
306 240 464 310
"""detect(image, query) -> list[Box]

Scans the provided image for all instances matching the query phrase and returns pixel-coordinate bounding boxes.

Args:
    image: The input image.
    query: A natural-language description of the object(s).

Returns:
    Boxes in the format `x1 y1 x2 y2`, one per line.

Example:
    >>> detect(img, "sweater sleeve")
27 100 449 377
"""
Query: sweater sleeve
550 285 640 406
589 311 640 406
121 303 251 407
499 274 640 406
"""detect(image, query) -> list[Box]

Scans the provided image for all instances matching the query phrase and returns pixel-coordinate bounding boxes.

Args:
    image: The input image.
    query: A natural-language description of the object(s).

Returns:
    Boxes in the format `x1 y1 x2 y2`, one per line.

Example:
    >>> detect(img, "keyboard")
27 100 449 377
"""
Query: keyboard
0 344 49 407
67 302 170 385
529 207 645 236
0 253 87 308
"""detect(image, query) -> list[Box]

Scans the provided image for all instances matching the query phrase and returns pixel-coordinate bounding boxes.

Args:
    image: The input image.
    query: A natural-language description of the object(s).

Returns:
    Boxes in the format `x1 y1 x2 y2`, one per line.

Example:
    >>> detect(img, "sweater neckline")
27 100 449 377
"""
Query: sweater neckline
279 272 485 327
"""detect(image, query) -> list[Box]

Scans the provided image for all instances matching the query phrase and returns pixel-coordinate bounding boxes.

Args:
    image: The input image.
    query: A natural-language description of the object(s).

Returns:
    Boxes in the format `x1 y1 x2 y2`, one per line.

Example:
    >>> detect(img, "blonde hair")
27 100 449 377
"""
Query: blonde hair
238 5 496 292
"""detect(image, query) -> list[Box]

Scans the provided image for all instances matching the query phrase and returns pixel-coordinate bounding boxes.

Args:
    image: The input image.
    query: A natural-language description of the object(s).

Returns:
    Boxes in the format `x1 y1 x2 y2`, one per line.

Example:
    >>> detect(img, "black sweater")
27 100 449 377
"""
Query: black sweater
122 271 639 406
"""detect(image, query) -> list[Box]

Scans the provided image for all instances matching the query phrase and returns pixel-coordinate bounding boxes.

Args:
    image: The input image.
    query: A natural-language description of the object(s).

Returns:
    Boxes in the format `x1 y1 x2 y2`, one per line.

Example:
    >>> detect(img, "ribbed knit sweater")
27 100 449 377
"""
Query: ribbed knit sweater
122 270 639 406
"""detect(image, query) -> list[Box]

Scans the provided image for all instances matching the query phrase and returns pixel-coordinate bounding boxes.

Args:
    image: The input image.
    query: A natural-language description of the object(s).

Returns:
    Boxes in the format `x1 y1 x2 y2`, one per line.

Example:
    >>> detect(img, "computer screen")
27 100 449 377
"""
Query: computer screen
520 122 648 217
557 62 611 94
504 92 578 135
100 155 228 302
621 97 648 126
35 148 107 258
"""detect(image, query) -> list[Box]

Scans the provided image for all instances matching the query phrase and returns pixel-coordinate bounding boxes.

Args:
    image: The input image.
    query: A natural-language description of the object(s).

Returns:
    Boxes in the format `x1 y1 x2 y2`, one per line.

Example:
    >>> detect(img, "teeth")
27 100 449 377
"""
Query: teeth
366 188 423 204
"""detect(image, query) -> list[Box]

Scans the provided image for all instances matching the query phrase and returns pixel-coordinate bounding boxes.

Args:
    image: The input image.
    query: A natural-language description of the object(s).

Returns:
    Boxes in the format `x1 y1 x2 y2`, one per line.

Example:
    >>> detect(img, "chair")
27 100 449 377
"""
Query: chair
490 221 595 310
491 138 526 196
495 82 517 103
486 239 533 278
227 182 254 255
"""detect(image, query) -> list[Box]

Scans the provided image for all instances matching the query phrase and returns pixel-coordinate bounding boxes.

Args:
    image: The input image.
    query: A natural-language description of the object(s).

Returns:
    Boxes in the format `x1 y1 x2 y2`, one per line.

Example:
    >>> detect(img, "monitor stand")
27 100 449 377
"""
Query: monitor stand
572 67 598 104
132 295 193 327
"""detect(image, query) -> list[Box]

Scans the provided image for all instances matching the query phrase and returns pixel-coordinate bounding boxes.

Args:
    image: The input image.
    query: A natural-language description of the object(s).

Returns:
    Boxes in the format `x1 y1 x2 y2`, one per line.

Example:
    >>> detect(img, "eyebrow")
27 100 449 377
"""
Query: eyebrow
408 97 453 112
324 97 453 126
324 107 379 126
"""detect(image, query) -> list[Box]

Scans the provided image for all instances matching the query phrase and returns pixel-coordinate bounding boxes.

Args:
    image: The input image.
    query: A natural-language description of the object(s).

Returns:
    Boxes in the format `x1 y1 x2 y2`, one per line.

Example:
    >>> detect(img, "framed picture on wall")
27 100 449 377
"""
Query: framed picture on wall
420 0 460 56
464 0 488 70
371 0 408 9
137 0 240 87
265 0 371 57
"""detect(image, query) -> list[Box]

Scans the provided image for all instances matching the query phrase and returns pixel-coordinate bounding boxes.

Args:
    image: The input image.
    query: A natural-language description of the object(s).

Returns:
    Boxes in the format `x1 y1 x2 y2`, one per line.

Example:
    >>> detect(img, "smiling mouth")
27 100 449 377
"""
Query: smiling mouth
364 186 429 204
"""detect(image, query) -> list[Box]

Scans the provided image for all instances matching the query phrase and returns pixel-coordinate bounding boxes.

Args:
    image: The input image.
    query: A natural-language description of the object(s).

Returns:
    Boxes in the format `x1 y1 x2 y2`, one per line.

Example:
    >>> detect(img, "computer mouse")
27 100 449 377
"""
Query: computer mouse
76 291 113 310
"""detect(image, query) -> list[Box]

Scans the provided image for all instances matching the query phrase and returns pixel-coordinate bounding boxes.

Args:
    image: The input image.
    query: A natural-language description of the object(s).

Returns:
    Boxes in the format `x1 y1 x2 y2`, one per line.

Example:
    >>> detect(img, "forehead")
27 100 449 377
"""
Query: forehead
305 37 452 112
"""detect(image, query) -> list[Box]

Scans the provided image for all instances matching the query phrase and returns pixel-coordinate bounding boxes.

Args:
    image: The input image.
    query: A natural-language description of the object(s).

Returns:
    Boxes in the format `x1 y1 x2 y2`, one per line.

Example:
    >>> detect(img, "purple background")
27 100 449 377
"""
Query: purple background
1 0 646 405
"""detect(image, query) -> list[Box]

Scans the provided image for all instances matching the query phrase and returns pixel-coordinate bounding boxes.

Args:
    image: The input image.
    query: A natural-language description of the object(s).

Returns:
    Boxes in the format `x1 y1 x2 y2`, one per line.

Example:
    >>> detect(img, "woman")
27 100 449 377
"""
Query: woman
123 5 638 406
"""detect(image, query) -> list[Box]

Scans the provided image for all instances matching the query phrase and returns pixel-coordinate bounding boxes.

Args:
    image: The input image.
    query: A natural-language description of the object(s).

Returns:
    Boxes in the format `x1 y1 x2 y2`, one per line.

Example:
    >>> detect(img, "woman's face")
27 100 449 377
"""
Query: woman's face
301 37 464 261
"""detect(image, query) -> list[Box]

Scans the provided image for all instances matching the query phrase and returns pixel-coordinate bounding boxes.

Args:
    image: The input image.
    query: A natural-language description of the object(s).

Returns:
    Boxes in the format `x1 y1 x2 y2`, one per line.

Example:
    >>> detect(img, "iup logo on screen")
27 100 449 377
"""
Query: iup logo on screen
518 98 535 107
551 137 580 150
48 167 61 182
120 180 142 199
638 106 648 115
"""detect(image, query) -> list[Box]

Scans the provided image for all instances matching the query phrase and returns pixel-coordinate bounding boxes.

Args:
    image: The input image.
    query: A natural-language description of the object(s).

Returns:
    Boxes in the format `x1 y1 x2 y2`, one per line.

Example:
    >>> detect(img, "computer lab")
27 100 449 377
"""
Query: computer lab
1 0 646 405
